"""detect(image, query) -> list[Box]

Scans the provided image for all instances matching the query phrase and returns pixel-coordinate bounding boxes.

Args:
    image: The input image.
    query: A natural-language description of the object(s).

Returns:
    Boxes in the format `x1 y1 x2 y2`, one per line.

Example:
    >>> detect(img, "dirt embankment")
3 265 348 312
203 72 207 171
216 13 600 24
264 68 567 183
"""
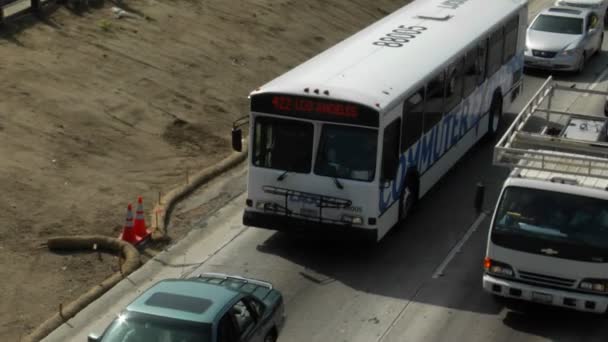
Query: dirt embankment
0 0 403 339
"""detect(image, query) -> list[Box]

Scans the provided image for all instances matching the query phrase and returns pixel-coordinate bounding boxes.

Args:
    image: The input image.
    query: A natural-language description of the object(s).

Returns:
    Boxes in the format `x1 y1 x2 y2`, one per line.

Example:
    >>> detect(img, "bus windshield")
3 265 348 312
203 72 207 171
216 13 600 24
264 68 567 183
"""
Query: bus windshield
314 124 377 182
253 116 314 173
492 186 608 261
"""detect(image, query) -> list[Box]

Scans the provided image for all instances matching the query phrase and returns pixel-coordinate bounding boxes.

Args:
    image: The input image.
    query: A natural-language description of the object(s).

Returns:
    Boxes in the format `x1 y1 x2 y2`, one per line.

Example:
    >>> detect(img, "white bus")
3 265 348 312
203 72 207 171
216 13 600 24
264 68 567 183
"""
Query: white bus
232 0 528 242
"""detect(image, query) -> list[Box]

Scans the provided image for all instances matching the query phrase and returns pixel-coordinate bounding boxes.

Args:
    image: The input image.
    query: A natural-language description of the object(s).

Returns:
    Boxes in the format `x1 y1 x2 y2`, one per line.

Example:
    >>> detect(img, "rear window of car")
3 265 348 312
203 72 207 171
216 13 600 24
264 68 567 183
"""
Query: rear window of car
146 292 213 314
531 14 583 34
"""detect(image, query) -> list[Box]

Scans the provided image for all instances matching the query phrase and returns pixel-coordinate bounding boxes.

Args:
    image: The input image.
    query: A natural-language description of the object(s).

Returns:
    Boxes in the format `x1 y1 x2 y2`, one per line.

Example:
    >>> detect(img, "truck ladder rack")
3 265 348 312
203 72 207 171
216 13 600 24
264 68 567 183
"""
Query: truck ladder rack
494 76 608 180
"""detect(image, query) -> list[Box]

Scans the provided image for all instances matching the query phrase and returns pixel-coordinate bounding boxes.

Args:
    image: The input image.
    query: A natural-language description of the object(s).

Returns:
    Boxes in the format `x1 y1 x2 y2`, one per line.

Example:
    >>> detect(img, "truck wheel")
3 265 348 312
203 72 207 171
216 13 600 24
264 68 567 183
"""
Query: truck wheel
487 92 503 139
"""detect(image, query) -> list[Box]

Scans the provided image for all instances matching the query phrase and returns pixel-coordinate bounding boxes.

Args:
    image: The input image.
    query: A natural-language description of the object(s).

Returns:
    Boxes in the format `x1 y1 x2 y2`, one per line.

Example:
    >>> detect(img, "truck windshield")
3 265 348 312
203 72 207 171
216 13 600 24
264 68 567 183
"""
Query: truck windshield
492 186 608 261
314 124 378 182
253 116 314 173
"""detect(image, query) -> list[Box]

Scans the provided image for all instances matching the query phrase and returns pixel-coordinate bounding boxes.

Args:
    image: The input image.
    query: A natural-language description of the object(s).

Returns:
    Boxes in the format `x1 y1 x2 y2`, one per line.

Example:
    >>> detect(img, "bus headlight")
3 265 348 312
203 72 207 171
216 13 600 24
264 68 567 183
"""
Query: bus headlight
484 257 515 277
341 215 363 225
579 279 608 293
256 201 279 210
256 201 268 209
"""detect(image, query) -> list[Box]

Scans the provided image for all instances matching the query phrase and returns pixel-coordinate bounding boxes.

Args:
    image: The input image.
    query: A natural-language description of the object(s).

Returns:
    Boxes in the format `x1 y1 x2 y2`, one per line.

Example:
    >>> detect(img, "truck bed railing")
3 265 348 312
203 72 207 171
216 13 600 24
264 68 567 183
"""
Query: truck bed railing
494 76 608 180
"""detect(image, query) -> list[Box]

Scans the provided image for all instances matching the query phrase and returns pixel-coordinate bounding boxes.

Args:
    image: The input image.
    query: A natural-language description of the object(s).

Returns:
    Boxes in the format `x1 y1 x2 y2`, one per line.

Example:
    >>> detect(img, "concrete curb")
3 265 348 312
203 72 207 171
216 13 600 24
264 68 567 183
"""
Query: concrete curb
150 142 248 240
23 236 141 342
41 191 249 342
29 143 248 342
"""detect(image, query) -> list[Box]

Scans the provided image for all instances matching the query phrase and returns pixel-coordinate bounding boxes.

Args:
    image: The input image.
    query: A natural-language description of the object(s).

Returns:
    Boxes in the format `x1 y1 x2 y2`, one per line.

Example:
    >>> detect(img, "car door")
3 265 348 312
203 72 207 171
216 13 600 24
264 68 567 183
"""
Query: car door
244 296 275 342
228 298 264 342
217 312 239 342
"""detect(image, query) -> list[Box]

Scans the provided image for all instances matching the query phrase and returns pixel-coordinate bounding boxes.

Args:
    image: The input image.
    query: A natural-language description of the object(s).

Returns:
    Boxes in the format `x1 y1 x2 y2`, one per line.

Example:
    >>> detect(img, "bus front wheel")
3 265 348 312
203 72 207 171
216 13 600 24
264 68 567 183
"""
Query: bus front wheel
398 171 419 223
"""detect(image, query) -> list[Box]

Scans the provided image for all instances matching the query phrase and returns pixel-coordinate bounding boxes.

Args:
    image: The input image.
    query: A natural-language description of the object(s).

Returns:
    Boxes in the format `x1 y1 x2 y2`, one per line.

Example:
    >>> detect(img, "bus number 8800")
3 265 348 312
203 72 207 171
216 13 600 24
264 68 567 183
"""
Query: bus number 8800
372 25 427 48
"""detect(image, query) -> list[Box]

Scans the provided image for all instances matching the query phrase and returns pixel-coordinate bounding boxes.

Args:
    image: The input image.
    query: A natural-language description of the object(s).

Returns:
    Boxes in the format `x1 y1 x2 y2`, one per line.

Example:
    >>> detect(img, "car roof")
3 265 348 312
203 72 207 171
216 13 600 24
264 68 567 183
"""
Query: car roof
540 6 593 17
126 279 240 324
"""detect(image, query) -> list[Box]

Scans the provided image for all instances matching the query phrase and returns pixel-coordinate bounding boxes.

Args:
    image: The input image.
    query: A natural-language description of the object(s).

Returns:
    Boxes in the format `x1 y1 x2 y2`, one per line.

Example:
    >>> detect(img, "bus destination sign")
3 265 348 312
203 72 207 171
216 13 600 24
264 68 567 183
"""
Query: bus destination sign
251 93 379 127
271 95 359 119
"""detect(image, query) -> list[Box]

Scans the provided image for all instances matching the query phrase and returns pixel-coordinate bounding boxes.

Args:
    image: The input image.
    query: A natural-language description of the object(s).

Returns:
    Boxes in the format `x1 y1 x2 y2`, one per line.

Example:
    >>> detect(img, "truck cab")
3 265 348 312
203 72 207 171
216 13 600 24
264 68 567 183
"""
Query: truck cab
483 76 608 313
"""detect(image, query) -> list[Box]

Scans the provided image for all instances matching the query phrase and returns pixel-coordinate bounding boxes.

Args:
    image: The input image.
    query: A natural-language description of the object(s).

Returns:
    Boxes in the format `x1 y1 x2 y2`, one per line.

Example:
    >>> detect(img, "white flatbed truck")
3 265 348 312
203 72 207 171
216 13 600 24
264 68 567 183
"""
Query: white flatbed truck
483 76 608 313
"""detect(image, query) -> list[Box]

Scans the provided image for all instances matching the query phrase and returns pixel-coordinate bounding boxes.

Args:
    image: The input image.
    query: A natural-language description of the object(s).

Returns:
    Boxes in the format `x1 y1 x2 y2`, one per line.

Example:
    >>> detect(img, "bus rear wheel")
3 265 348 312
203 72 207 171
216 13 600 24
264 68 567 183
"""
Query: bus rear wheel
486 93 503 139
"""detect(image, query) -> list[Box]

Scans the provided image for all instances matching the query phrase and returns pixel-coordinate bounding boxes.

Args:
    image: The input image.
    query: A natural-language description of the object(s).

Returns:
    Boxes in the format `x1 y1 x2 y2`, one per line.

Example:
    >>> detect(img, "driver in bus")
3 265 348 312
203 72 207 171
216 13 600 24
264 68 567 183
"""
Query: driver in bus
350 134 377 181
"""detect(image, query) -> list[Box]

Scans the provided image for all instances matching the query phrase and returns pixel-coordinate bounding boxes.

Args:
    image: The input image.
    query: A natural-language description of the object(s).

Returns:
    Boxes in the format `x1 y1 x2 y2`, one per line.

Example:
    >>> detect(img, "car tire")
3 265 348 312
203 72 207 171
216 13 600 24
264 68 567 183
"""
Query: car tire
486 92 503 139
264 330 278 342
577 52 586 74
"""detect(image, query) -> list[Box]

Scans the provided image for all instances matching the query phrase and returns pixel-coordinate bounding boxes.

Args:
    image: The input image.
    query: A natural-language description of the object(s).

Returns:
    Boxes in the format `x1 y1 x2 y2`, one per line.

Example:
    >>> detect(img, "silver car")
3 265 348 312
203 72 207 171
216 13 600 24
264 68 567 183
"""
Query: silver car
525 7 604 72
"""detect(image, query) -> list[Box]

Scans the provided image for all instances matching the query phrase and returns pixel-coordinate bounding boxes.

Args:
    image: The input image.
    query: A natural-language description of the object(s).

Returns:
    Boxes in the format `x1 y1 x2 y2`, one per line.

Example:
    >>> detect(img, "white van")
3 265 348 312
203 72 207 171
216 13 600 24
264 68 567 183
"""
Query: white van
555 0 608 24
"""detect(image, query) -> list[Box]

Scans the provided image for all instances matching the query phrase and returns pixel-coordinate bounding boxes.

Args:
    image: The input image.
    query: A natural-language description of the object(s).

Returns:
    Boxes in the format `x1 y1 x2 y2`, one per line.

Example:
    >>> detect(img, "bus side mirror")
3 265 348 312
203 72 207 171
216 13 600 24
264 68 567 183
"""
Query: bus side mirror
232 128 242 152
474 182 485 214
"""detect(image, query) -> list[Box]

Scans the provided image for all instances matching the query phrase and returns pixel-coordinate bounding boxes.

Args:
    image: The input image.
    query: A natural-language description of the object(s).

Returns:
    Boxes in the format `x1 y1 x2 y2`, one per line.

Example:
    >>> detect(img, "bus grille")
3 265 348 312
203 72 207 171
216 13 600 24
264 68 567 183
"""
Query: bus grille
518 270 575 288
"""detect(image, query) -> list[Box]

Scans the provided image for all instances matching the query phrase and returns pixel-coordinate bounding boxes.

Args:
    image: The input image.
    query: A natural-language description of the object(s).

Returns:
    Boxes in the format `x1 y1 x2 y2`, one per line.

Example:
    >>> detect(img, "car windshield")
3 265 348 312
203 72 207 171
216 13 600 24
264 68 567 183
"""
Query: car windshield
100 312 212 342
253 116 314 173
314 124 377 182
492 187 608 251
531 14 583 34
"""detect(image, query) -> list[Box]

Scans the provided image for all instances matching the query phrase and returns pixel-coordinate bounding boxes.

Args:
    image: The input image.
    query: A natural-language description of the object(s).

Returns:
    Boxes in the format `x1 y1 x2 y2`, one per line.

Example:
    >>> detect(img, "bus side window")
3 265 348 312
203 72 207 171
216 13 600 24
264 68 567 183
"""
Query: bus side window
463 46 477 98
423 72 444 133
477 39 488 85
401 87 425 153
503 15 519 62
444 56 464 113
381 118 401 183
486 26 504 77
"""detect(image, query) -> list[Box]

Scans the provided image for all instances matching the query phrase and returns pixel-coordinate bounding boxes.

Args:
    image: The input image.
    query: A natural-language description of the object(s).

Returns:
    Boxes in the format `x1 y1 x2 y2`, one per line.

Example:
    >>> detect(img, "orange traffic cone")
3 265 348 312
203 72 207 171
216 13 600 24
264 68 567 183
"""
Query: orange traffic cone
119 204 142 245
133 196 150 240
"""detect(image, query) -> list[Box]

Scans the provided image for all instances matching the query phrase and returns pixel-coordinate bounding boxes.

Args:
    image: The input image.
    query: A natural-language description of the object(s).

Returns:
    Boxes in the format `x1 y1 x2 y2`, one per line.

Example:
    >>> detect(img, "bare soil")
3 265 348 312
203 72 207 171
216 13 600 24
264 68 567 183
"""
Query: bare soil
0 0 403 340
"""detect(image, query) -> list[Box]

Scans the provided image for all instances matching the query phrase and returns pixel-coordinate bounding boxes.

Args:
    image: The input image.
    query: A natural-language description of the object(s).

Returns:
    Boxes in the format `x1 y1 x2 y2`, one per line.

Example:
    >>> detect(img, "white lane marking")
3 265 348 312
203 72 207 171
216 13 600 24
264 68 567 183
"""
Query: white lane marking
432 212 487 279
583 68 608 95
